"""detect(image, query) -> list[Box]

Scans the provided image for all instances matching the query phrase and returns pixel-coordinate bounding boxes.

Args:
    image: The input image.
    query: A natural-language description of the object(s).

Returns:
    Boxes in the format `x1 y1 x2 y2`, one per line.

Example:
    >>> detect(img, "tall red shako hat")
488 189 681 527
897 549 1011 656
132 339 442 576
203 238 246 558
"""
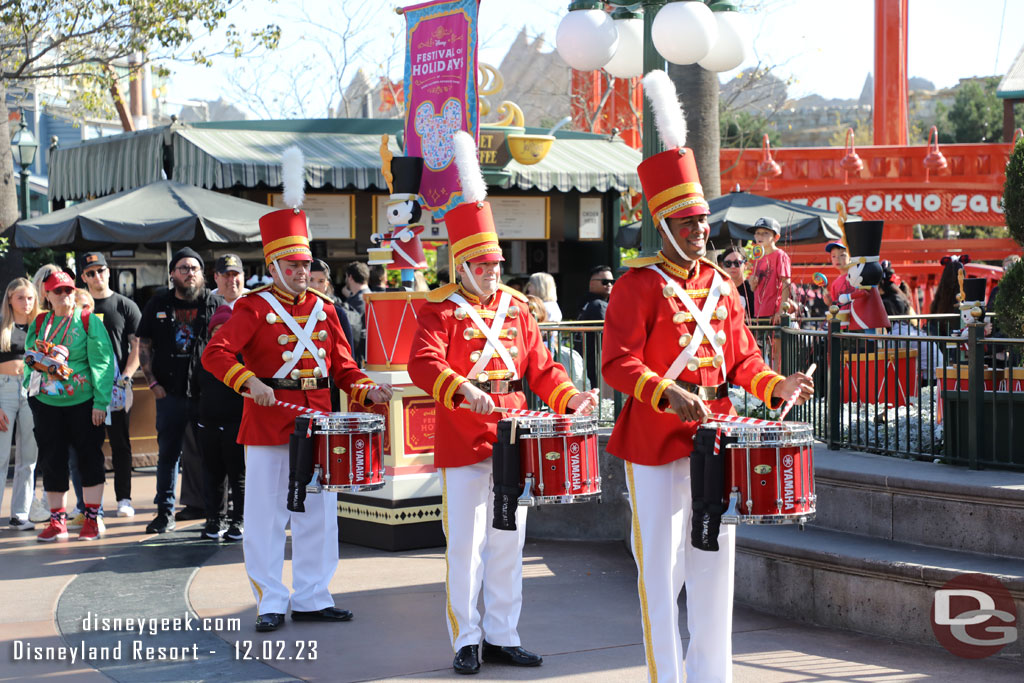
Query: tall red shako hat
636 70 708 224
259 146 312 266
445 131 504 267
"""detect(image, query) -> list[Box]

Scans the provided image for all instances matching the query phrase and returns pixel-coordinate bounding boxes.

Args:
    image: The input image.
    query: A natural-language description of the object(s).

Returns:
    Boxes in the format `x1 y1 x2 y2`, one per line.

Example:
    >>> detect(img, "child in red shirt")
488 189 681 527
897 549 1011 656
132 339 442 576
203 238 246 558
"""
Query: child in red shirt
747 217 792 324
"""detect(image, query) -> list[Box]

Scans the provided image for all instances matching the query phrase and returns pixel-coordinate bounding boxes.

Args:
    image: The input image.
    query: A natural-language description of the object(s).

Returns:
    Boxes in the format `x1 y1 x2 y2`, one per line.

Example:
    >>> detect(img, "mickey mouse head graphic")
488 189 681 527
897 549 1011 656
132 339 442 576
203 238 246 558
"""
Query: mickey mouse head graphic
414 99 463 171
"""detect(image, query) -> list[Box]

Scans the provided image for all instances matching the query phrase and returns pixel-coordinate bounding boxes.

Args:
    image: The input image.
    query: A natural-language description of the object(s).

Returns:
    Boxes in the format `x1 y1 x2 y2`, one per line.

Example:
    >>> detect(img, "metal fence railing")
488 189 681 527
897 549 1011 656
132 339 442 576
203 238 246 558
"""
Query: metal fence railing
527 314 1024 471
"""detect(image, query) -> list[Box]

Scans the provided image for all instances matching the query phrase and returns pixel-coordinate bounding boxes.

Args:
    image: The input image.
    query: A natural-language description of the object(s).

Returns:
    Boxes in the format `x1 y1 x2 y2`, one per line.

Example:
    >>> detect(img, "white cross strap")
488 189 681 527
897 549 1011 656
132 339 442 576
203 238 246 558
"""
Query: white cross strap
259 292 328 379
449 291 518 381
648 264 728 384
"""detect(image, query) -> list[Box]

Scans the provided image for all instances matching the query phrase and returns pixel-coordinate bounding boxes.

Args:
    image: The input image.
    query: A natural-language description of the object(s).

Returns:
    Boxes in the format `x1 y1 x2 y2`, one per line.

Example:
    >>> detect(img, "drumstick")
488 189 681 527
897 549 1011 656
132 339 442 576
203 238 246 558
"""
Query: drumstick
457 404 553 418
354 383 403 393
778 363 816 421
242 393 328 417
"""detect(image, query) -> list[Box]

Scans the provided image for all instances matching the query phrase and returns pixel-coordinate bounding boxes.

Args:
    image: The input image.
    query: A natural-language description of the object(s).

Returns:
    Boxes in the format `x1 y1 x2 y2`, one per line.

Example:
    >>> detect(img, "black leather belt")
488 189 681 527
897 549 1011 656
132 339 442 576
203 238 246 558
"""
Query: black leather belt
469 378 523 394
675 380 728 401
259 377 331 391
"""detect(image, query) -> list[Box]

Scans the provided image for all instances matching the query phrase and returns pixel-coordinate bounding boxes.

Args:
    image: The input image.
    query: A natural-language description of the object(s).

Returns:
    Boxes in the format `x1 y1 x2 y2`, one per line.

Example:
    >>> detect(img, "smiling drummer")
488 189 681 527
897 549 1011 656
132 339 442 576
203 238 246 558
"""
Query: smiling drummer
408 131 598 676
600 71 814 683
201 147 391 633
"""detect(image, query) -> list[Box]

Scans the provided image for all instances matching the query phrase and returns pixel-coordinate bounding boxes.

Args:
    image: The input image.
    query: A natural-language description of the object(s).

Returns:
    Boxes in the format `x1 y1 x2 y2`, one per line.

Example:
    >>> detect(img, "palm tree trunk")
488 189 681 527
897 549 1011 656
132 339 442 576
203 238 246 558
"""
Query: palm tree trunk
667 63 721 201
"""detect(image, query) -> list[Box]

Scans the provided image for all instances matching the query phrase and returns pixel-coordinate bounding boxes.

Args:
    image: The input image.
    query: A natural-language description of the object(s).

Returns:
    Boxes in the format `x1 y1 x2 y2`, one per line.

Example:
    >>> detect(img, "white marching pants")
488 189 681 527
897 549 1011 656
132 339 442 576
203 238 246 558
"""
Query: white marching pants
625 458 735 683
243 445 339 615
440 461 529 651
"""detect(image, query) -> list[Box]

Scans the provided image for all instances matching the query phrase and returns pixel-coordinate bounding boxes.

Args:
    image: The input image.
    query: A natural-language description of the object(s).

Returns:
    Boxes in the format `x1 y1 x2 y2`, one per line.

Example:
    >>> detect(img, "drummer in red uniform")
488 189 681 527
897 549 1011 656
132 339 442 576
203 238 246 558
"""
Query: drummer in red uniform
601 71 813 683
202 147 392 633
408 131 598 676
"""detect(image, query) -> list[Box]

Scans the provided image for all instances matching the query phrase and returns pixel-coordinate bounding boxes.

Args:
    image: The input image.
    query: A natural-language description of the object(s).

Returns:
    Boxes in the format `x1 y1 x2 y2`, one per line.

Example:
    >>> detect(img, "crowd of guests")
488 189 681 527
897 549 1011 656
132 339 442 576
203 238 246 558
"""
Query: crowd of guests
2 242 1019 541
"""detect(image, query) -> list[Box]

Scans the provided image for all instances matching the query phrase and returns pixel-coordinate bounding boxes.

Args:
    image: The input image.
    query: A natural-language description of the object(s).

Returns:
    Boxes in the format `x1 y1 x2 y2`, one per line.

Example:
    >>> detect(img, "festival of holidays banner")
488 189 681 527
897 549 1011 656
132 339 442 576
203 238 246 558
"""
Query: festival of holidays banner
402 0 480 218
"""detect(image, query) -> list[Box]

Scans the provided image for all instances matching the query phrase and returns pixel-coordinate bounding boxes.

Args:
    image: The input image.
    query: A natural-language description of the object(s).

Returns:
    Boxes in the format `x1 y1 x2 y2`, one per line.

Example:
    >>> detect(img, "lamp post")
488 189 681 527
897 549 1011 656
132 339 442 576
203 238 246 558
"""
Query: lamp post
10 111 38 221
556 1 750 254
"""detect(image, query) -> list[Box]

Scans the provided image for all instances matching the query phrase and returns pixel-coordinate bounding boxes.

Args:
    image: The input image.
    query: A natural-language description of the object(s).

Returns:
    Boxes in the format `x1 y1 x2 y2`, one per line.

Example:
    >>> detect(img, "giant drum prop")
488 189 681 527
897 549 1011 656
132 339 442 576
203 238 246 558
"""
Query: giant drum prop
705 421 816 525
364 292 428 371
514 414 601 505
309 412 386 492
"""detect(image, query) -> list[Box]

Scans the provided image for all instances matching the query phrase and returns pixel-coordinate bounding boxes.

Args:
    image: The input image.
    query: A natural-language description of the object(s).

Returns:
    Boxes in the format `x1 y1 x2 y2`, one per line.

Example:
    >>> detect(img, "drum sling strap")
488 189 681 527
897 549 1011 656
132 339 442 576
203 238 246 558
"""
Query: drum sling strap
287 416 316 513
492 419 521 531
690 426 736 552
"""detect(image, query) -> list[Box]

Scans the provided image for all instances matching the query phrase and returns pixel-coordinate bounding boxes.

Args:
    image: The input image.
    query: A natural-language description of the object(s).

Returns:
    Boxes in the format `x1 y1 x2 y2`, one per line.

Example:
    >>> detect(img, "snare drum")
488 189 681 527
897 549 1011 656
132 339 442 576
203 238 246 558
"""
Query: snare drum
514 414 601 505
309 412 386 492
706 421 816 525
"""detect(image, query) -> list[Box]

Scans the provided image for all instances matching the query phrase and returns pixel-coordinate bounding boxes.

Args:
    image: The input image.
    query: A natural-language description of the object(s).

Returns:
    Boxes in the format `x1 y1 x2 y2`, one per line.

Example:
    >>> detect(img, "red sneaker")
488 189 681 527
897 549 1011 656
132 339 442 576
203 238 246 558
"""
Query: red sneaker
37 512 69 543
79 517 101 541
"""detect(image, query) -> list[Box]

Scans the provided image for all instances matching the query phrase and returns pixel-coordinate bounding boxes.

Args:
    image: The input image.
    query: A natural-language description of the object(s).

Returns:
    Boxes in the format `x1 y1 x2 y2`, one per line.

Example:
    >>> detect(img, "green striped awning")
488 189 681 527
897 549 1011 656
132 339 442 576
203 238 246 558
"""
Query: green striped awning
172 128 397 191
49 122 643 201
49 127 165 201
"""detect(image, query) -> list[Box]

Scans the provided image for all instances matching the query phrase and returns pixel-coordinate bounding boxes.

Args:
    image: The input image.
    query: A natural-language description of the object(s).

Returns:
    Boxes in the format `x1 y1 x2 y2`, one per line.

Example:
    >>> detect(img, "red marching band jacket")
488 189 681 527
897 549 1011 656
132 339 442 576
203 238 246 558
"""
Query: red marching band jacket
201 284 374 447
408 283 581 469
602 253 785 467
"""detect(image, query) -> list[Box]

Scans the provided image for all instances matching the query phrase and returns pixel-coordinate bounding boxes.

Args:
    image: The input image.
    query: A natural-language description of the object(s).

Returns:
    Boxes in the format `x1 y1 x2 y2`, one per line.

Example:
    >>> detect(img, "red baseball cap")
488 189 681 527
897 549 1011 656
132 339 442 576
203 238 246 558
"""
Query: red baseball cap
44 270 75 291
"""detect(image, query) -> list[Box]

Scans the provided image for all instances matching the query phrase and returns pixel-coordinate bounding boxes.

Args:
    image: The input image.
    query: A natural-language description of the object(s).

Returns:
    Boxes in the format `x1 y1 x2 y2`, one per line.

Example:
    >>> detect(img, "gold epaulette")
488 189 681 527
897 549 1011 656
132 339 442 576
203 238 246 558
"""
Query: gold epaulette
426 282 459 303
623 254 665 269
701 258 730 279
307 286 334 303
498 283 529 303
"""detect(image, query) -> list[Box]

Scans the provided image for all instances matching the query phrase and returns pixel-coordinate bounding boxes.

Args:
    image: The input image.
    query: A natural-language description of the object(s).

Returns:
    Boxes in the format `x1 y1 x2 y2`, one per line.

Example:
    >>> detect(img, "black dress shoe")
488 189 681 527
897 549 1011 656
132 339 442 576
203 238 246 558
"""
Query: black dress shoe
482 641 542 667
255 613 285 632
290 606 353 622
453 645 480 675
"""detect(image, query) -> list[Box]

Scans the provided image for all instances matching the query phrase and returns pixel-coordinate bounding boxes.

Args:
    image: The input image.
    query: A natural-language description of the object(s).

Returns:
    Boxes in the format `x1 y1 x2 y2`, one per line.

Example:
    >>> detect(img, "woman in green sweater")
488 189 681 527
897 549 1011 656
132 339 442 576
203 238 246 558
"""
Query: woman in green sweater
24 270 115 542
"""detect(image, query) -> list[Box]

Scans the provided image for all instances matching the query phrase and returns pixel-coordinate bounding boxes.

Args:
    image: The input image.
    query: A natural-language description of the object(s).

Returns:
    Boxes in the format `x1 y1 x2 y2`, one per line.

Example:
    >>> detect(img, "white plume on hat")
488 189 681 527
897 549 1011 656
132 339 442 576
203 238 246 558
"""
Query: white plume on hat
281 146 306 210
642 70 688 150
453 130 487 205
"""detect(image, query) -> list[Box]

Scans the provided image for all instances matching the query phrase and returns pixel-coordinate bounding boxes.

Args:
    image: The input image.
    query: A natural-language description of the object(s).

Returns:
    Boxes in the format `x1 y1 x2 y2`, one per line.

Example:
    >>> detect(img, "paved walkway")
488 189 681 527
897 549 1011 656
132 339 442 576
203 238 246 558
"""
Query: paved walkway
1 468 1021 682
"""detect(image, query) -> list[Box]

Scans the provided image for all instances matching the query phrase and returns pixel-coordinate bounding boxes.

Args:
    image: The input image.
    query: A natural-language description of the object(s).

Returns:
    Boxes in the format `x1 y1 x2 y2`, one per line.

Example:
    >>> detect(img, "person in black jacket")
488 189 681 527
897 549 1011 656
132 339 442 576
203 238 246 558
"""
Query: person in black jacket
195 306 245 540
577 265 614 390
138 248 225 533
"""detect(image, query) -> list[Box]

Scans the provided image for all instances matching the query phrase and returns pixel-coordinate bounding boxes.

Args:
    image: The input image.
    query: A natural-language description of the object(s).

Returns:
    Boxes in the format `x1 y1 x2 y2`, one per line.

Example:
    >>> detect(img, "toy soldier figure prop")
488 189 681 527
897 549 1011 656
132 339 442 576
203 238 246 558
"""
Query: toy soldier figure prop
601 71 814 683
202 147 392 633
408 131 598 675
837 220 891 332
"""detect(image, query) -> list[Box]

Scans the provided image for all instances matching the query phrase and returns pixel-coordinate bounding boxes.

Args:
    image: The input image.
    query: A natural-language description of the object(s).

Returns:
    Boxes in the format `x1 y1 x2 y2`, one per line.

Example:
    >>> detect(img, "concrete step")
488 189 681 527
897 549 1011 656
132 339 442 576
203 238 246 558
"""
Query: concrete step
810 447 1024 559
735 523 1024 662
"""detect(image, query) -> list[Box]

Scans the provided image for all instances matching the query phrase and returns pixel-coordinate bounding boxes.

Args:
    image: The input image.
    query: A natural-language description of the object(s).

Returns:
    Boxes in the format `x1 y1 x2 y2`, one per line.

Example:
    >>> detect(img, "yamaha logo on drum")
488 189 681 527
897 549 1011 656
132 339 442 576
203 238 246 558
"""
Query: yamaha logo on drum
782 454 795 510
569 443 582 491
355 438 366 481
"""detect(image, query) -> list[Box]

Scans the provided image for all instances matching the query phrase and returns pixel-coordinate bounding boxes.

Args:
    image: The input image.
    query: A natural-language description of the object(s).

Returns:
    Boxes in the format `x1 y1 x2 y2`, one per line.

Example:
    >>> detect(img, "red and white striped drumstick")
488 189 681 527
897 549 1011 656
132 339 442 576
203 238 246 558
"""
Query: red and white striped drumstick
241 395 325 417
458 405 553 418
354 383 403 393
778 363 816 421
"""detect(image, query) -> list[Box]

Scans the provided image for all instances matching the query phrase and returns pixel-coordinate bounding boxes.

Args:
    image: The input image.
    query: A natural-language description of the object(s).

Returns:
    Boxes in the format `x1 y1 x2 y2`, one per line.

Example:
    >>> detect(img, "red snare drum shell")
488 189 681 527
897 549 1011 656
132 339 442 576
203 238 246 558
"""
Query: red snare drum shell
517 416 601 504
309 414 386 492
725 442 815 522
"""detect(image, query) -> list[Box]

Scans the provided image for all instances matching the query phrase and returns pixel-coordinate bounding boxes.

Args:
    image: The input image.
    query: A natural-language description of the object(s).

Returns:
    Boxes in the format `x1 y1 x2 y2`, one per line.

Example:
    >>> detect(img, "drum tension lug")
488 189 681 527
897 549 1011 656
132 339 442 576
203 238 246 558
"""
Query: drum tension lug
518 475 536 507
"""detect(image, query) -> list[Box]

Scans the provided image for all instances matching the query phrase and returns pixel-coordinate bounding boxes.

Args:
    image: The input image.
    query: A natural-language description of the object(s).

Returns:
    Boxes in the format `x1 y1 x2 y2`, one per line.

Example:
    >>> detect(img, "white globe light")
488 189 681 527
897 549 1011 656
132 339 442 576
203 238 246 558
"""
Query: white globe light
652 0 718 66
603 16 644 79
698 10 751 72
556 9 619 72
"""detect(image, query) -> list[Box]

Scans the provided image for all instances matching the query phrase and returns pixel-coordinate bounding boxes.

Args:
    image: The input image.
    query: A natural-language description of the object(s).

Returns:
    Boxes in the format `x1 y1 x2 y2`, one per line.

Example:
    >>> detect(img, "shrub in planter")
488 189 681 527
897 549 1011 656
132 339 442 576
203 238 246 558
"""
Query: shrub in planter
994 260 1024 338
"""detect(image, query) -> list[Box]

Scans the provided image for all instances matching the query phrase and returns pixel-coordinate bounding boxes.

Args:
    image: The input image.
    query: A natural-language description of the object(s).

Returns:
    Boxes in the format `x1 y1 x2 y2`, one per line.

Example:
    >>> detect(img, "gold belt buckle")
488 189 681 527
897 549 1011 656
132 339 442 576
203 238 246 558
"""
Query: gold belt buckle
491 379 510 394
300 377 318 391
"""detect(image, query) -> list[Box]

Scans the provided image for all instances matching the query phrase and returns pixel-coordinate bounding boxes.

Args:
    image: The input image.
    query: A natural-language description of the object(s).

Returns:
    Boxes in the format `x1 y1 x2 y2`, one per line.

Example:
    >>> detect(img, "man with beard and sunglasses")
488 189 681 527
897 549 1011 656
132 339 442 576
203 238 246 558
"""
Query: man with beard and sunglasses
138 247 224 533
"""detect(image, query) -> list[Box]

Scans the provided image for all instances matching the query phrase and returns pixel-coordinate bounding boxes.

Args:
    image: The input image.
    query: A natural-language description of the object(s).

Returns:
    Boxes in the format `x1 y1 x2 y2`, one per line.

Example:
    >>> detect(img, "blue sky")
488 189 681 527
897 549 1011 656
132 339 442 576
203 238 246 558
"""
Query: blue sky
165 0 1024 115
